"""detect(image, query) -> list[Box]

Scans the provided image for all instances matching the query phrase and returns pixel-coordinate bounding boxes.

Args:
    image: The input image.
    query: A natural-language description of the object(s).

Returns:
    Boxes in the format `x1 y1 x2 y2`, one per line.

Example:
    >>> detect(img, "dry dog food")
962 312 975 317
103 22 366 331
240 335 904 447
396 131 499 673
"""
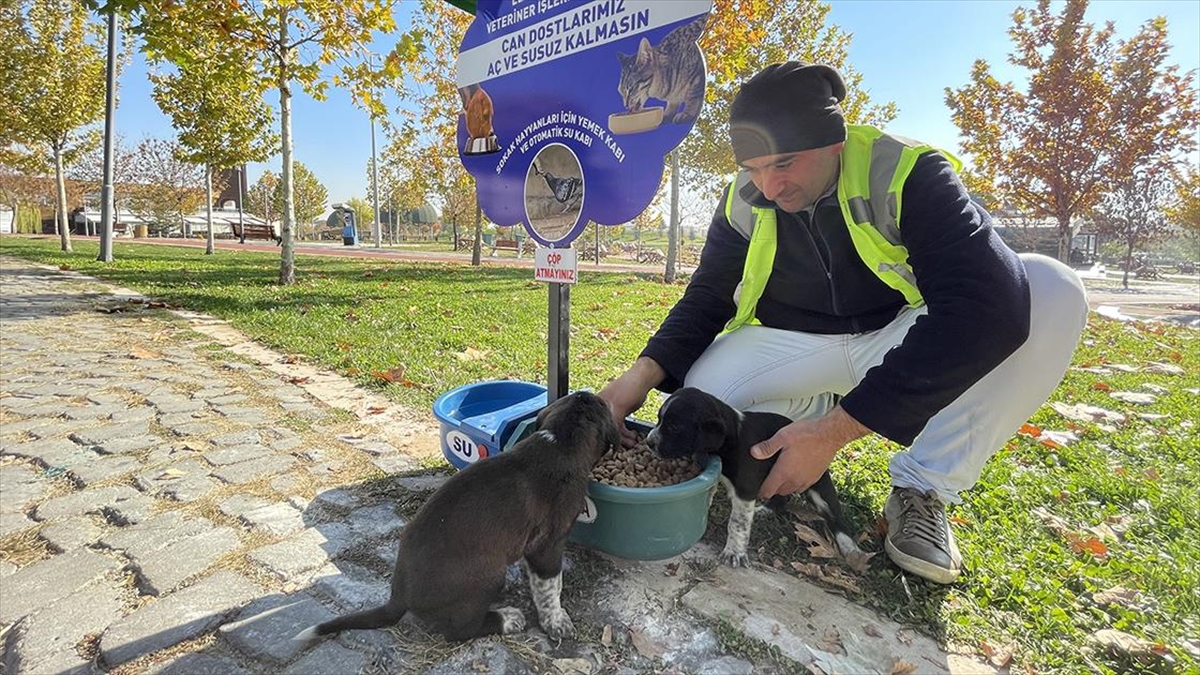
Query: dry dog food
591 437 701 488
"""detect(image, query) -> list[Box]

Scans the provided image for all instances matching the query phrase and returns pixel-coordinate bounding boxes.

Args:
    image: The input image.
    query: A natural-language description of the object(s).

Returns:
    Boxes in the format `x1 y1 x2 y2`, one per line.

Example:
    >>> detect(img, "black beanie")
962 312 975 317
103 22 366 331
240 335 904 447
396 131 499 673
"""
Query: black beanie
729 61 848 164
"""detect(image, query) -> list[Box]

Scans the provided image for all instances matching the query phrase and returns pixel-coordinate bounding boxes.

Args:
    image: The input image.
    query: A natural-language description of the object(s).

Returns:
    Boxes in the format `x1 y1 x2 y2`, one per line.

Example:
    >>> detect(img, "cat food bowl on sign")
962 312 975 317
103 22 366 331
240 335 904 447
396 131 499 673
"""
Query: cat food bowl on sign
608 106 664 135
432 380 547 469
504 417 723 561
465 134 499 155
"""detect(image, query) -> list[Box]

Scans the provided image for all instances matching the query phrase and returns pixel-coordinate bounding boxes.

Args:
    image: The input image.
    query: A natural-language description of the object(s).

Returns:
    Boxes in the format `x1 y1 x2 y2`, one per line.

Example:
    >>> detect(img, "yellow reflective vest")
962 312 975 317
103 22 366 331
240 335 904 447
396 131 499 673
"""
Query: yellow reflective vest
720 125 962 335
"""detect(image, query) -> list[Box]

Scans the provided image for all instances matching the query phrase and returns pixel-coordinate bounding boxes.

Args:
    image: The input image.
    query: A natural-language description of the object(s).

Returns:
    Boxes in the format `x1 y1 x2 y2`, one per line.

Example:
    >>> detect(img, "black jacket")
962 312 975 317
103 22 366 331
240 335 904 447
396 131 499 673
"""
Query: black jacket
640 151 1030 445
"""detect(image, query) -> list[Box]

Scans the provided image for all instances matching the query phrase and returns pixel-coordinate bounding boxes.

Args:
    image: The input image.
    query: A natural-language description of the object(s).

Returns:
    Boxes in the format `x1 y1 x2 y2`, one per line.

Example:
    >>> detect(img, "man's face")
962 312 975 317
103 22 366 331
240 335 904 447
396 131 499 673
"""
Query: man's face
741 143 843 213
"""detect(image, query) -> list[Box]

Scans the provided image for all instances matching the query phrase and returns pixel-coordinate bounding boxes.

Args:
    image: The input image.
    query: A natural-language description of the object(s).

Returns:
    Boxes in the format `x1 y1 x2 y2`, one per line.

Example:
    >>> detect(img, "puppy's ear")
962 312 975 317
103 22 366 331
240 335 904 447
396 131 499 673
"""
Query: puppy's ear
605 419 622 452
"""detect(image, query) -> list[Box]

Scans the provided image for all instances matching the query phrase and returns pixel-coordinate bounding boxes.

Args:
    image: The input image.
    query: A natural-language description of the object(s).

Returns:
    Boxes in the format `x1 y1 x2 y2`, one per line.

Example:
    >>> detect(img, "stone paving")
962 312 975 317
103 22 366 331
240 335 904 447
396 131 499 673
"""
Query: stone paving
0 257 996 675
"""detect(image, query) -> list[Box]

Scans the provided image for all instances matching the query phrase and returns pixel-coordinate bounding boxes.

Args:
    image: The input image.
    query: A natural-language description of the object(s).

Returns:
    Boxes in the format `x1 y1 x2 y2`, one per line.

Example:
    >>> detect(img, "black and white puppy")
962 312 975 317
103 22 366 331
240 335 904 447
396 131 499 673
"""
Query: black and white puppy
645 387 860 567
294 390 619 642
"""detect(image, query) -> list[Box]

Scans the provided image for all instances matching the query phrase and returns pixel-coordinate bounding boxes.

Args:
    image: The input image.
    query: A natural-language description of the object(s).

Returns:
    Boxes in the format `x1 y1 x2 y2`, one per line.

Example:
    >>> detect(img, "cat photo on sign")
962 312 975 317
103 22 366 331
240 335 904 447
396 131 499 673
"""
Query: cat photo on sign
460 83 501 154
525 145 584 243
609 16 707 136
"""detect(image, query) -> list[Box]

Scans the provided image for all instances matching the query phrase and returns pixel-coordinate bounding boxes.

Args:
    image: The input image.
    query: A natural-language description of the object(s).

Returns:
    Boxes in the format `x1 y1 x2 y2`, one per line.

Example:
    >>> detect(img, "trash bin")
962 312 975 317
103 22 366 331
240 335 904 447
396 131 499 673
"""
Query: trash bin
482 233 494 246
134 224 148 238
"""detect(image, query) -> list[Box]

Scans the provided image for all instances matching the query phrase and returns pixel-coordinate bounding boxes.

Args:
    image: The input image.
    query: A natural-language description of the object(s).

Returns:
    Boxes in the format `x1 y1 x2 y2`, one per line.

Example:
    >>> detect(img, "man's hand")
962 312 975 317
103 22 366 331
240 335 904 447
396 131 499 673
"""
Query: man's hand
598 357 665 448
750 406 870 498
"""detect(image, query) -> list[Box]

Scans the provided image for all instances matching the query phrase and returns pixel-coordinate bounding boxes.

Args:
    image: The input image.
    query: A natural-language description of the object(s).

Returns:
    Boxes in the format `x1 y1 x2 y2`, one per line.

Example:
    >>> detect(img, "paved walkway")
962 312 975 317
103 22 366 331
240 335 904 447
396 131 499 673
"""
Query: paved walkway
0 257 994 675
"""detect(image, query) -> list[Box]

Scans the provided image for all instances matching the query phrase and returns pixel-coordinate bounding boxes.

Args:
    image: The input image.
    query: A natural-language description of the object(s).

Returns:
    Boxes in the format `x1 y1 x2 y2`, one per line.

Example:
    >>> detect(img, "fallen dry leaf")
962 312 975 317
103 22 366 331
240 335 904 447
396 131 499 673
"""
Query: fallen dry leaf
1066 533 1109 559
1145 361 1184 375
863 624 883 638
372 366 407 383
280 354 303 364
981 641 1015 667
1111 391 1157 405
600 624 613 647
817 566 861 594
1050 402 1126 428
629 628 665 658
552 658 592 674
1017 423 1042 438
1032 506 1072 535
891 660 918 675
794 522 838 559
1039 429 1078 447
1086 629 1160 660
1087 522 1121 542
287 376 311 385
1092 585 1141 608
129 347 162 360
453 346 490 361
791 561 823 577
156 468 187 481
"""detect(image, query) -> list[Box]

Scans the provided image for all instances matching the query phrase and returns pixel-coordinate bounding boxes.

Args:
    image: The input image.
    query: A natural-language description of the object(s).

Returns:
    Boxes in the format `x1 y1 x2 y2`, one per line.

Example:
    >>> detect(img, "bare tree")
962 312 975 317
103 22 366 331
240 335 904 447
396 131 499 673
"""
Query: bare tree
125 137 207 236
1093 166 1175 288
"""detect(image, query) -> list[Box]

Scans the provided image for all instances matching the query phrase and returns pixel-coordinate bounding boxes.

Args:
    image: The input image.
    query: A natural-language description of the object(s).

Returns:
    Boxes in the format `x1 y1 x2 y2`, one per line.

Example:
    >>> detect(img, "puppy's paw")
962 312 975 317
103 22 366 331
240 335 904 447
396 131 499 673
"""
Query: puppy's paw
539 609 575 639
496 606 526 634
720 544 750 568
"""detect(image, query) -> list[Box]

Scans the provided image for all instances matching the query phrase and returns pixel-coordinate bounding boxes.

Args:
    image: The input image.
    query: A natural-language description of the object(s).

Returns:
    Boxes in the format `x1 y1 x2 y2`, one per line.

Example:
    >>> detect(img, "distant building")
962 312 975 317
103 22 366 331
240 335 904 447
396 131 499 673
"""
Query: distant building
214 165 248 211
990 208 1098 265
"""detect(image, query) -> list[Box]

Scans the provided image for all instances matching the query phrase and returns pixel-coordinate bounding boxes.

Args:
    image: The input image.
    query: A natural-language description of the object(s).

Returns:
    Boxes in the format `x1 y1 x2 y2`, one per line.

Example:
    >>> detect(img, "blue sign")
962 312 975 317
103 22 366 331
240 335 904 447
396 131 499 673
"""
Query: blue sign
457 0 711 247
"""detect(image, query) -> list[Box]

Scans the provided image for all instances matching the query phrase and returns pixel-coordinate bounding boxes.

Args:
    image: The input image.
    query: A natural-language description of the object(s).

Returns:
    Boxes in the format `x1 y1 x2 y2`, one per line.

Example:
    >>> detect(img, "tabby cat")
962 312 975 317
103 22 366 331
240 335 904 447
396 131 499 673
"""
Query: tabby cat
615 17 706 124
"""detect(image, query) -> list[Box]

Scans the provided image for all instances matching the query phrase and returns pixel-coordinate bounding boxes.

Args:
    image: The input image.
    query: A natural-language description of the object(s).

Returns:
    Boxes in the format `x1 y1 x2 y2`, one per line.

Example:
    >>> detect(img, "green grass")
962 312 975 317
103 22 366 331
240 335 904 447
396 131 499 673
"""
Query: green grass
2 234 1197 673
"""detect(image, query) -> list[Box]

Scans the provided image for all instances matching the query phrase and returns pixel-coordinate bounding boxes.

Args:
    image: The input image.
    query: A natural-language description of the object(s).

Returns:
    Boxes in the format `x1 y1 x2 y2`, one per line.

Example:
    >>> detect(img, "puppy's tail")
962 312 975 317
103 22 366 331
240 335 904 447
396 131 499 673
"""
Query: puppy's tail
292 572 409 641
292 599 408 641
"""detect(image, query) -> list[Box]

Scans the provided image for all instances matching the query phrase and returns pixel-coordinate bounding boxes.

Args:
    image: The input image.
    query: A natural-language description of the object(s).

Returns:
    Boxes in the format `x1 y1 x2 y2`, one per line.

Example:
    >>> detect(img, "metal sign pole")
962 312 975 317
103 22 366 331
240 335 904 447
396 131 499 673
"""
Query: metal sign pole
547 280 570 403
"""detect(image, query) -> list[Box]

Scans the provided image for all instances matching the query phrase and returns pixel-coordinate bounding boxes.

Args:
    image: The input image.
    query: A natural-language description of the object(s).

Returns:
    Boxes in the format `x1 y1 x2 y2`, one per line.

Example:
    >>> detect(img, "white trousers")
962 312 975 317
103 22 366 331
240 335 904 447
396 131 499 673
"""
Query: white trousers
683 254 1088 503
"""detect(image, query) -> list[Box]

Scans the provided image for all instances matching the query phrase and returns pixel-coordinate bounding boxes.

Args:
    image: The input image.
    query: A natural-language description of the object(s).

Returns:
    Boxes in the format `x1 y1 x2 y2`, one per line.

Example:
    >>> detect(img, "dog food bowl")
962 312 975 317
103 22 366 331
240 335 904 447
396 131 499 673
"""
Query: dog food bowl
432 380 547 469
464 134 499 154
505 417 723 561
608 106 664 135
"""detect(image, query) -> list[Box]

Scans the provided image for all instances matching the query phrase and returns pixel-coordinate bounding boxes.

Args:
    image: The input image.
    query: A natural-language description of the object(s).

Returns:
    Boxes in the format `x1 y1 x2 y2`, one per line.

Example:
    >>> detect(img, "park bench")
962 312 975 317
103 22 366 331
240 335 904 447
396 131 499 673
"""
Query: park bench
489 238 524 258
233 223 280 243
637 248 666 264
579 244 609 261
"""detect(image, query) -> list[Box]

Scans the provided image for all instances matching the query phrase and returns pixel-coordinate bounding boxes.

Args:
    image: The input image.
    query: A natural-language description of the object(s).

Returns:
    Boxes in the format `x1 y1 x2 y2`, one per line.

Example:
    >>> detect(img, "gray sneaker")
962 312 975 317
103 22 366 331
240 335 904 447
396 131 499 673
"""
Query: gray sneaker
884 487 962 584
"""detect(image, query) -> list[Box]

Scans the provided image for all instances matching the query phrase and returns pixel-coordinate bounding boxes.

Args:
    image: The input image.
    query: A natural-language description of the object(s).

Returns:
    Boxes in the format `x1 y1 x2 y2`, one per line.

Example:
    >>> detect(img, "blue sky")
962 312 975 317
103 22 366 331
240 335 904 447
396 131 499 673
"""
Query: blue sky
113 0 1200 207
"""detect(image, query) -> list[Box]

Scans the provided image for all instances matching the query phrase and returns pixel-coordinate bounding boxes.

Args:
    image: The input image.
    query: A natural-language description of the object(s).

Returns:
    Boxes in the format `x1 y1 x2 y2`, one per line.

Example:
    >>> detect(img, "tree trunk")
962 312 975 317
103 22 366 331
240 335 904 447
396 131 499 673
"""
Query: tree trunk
1122 240 1134 290
205 165 215 255
53 145 72 252
664 150 680 283
1056 212 1072 263
277 10 296 285
472 202 483 266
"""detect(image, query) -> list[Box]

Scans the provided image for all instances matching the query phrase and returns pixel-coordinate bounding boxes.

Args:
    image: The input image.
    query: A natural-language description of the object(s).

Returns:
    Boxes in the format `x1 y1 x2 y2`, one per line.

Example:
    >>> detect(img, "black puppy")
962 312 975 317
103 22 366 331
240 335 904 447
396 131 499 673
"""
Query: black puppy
645 387 860 567
294 391 619 642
